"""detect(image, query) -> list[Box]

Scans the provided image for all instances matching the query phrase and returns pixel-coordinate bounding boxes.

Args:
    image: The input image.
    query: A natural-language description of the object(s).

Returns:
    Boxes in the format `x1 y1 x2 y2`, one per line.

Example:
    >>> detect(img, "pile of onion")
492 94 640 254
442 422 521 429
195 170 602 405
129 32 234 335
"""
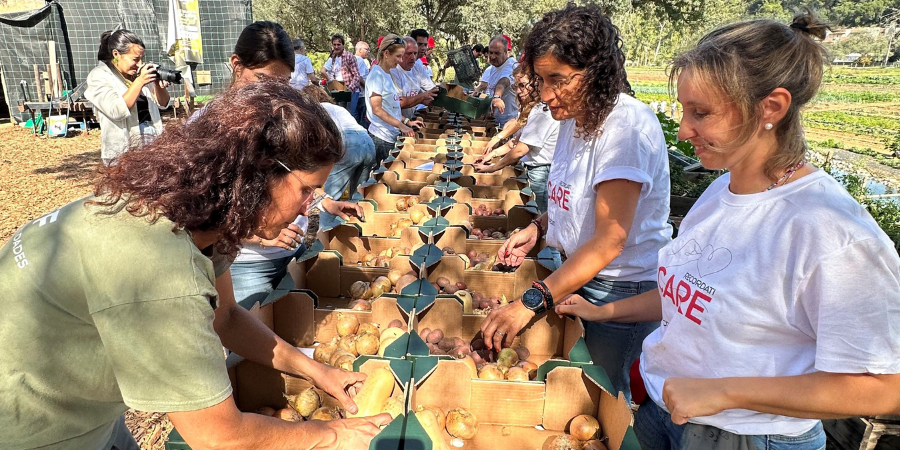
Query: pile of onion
445 407 478 439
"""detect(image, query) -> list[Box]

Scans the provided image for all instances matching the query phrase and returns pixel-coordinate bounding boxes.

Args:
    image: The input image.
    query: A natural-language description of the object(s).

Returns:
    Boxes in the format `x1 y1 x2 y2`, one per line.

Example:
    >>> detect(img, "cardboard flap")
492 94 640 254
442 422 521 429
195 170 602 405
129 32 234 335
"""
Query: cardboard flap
410 358 473 411
369 415 405 450
410 244 444 271
271 291 317 347
536 246 560 271
581 363 615 398
304 250 342 297
294 239 325 263
562 317 587 361
402 414 433 450
598 391 635 450
431 180 462 193
566 337 592 364
407 331 432 358
380 293 417 315
400 279 439 297
424 196 458 212
542 366 603 431
415 296 463 339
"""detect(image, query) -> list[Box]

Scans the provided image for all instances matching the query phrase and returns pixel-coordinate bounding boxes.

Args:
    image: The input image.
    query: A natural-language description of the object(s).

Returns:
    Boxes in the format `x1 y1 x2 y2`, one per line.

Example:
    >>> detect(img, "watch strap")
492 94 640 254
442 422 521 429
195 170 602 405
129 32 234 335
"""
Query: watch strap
532 280 554 310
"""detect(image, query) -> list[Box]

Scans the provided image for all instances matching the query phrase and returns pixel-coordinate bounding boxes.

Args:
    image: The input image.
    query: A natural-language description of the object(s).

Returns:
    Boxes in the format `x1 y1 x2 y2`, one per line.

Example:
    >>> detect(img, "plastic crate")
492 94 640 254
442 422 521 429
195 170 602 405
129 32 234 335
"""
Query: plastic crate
446 45 481 86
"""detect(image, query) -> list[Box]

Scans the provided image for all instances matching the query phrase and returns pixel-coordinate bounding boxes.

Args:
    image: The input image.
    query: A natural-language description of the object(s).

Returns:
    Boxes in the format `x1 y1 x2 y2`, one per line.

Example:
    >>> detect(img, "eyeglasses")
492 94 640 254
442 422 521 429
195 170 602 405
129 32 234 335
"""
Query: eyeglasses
537 72 584 94
275 159 326 209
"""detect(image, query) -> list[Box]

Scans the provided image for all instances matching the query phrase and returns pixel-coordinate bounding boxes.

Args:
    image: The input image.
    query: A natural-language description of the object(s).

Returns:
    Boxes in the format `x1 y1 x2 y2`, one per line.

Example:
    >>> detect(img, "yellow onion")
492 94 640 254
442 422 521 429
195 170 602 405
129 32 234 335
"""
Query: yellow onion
329 349 354 367
570 414 600 441
410 209 426 224
339 334 359 356
478 364 504 380
332 353 355 371
582 440 608 450
394 273 417 293
358 323 380 336
373 276 392 294
445 407 478 439
335 312 360 337
349 299 372 311
310 406 342 421
313 338 339 364
356 332 380 356
388 269 404 285
505 367 530 382
497 348 519 368
286 388 321 417
350 280 369 299
275 407 302 422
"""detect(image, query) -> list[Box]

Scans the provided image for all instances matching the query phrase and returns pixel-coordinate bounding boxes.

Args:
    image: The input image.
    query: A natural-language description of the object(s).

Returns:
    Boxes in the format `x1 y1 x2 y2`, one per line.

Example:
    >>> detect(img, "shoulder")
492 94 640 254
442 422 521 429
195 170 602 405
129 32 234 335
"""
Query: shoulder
603 94 665 148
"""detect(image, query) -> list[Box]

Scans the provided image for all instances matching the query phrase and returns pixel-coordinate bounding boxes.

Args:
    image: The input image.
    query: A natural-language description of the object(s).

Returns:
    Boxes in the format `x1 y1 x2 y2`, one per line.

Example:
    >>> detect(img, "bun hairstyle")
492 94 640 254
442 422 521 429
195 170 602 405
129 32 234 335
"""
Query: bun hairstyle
378 33 405 59
669 9 831 180
232 21 294 73
97 30 144 62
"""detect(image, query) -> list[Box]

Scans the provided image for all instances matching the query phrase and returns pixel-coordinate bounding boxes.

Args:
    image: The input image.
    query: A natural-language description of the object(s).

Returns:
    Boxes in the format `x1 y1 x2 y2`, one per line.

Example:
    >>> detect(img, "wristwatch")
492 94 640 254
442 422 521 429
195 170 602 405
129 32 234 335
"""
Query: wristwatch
402 117 410 125
522 280 553 315
493 95 501 99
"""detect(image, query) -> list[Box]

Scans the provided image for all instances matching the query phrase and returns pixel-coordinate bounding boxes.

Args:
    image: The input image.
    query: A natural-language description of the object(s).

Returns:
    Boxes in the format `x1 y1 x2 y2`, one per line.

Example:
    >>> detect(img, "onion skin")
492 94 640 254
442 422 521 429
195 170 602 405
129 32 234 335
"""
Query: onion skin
388 269 404 285
310 407 342 421
517 361 539 380
339 334 359 356
358 323 380 336
513 346 530 361
506 366 530 382
570 414 600 441
394 274 417 293
373 276 393 294
275 408 302 422
478 364 504 380
286 388 322 417
332 353 355 371
445 407 479 439
313 339 339 364
329 349 354 367
350 280 369 299
349 299 372 311
460 356 478 378
582 440 608 450
546 435 583 450
497 348 520 368
356 333 380 356
388 319 404 329
335 312 360 337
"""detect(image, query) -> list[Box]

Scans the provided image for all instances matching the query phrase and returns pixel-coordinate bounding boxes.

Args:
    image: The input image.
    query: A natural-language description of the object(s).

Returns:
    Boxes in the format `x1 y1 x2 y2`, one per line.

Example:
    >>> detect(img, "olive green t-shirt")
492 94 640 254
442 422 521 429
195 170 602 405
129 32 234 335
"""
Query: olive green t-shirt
0 197 233 449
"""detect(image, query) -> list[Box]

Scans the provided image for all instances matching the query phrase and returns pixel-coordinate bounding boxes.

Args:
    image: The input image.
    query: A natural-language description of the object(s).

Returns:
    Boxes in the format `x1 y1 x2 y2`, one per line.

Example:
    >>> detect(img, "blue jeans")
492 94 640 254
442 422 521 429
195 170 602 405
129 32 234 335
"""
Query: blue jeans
635 399 826 450
370 132 395 168
578 277 659 404
324 129 375 200
525 164 550 213
229 255 294 310
354 93 368 127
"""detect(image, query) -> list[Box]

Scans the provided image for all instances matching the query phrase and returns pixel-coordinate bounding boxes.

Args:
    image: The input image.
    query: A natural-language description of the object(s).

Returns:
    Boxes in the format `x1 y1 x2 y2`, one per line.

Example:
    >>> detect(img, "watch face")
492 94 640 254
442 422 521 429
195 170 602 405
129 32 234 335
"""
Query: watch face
522 288 543 309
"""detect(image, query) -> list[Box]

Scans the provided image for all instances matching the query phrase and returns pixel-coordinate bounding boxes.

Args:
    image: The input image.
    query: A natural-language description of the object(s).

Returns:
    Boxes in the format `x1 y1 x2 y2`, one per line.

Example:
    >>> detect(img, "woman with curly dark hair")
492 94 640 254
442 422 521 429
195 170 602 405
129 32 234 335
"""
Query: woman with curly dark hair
481 3 671 404
0 81 389 450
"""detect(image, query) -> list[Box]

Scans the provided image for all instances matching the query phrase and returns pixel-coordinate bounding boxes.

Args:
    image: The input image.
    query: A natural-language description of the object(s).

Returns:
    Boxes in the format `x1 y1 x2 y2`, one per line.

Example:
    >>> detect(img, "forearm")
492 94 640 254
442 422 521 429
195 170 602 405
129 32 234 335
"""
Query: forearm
372 103 404 129
216 302 321 378
122 82 143 109
492 142 529 169
720 372 900 419
154 83 170 108
473 82 487 94
399 95 420 108
543 235 624 301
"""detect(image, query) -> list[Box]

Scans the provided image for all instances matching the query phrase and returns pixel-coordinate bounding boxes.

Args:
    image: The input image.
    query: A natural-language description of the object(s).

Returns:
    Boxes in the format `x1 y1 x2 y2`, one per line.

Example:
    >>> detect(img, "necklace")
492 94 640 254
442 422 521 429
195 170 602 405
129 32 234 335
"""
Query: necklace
766 160 806 191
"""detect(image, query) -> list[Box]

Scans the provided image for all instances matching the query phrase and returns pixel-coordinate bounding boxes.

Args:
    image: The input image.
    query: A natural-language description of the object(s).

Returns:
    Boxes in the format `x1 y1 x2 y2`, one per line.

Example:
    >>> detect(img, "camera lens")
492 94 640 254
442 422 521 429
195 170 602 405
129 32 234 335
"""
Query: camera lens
157 68 183 84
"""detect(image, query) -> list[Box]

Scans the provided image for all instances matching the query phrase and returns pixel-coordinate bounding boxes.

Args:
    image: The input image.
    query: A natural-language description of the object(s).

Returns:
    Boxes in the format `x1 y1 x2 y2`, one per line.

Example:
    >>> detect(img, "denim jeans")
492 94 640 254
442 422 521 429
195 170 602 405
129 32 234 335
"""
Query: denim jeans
339 91 360 117
525 164 550 213
229 255 293 310
635 399 826 450
324 129 376 200
370 132 395 168
577 277 659 404
354 93 368 127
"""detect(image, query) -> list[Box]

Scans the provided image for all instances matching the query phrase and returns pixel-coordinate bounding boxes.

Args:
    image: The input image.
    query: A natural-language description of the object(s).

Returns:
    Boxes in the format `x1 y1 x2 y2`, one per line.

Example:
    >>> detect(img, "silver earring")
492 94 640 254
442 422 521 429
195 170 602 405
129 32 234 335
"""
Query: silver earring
764 123 773 130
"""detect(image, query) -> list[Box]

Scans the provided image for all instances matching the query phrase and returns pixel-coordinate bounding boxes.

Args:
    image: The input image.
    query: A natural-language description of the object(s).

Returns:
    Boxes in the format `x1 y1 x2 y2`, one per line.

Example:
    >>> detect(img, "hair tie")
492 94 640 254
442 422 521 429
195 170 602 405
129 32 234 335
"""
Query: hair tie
790 22 810 33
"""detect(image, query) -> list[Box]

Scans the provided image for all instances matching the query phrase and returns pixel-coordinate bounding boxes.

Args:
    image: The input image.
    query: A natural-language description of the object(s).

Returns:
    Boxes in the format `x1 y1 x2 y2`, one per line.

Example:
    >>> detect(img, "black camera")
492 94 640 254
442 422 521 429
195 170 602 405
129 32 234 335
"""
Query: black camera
156 67 183 84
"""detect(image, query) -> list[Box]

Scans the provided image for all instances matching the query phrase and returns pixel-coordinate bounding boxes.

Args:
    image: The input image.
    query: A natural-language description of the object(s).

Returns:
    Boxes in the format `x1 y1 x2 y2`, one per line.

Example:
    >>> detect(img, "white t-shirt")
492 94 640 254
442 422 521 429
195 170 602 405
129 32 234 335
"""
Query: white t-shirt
413 59 436 90
356 55 369 80
235 215 309 262
324 56 343 82
480 58 518 124
517 104 558 166
321 102 365 133
366 64 402 143
391 66 422 120
290 54 314 89
545 93 671 281
641 170 900 436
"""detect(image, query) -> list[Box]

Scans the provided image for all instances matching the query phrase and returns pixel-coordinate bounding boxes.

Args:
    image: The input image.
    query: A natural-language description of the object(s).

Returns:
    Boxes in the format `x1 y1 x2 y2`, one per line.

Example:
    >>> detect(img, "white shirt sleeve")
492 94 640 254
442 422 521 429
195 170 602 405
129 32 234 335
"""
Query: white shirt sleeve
356 56 369 79
304 58 314 75
800 238 900 374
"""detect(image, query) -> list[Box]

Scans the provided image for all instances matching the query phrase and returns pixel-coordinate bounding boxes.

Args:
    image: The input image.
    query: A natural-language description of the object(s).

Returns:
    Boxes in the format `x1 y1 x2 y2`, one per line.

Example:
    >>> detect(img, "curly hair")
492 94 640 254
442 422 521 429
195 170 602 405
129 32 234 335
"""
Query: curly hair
92 81 343 256
520 4 628 136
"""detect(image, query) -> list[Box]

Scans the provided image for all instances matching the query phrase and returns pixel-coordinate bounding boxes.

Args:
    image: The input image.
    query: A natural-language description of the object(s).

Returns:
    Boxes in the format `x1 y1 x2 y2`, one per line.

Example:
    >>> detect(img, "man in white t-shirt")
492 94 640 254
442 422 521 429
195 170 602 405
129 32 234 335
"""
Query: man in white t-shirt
355 41 371 70
474 36 519 127
290 39 316 90
390 37 438 119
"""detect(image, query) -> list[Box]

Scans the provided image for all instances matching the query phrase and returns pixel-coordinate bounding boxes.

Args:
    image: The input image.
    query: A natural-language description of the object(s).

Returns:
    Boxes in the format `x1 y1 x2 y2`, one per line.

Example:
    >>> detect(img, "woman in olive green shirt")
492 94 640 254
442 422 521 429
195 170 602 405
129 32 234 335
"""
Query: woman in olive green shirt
0 81 389 450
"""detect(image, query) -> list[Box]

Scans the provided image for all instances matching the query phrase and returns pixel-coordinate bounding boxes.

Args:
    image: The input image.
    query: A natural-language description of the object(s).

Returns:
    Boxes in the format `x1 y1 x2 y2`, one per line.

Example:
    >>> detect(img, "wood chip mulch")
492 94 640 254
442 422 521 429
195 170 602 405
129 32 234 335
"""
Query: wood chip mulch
125 410 174 450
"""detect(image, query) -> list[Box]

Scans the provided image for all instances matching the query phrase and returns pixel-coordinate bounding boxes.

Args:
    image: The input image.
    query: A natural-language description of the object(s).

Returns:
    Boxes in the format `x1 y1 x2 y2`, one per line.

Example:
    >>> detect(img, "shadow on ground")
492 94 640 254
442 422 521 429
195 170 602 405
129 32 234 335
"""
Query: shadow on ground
33 149 101 182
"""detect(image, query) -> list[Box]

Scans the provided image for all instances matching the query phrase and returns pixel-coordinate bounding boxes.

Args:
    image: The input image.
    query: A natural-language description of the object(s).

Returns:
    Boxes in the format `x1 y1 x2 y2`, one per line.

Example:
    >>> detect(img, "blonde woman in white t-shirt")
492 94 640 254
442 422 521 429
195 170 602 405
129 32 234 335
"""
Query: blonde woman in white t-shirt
480 4 672 405
555 10 900 450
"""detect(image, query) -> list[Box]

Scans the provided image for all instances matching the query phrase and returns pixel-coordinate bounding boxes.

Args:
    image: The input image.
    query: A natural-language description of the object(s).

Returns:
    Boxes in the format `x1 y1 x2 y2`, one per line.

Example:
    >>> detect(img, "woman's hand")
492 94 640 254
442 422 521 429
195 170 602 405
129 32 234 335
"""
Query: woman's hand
554 294 607 322
497 223 539 267
399 123 416 137
662 378 732 425
135 64 158 87
323 199 365 222
480 300 535 350
484 136 502 153
312 363 369 415
409 119 424 129
259 223 303 250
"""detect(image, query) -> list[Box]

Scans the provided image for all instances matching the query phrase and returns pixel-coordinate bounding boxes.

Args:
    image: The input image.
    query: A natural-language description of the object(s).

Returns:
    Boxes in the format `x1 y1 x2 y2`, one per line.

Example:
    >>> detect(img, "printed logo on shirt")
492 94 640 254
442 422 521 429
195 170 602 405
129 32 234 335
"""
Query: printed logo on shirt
657 239 732 326
547 180 572 211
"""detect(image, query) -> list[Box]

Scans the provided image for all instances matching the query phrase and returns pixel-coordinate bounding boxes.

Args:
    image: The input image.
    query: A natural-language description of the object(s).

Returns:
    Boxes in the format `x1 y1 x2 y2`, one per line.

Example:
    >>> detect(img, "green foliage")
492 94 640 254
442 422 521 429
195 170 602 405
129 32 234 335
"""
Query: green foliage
657 112 697 158
887 132 900 155
804 110 900 139
670 166 721 197
831 170 900 253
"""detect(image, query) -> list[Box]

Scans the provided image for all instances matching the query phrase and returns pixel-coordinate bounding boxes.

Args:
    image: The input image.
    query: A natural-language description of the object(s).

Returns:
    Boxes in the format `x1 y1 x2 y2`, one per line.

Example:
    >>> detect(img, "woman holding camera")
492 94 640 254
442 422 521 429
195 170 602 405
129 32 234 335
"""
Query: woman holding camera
86 30 170 165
